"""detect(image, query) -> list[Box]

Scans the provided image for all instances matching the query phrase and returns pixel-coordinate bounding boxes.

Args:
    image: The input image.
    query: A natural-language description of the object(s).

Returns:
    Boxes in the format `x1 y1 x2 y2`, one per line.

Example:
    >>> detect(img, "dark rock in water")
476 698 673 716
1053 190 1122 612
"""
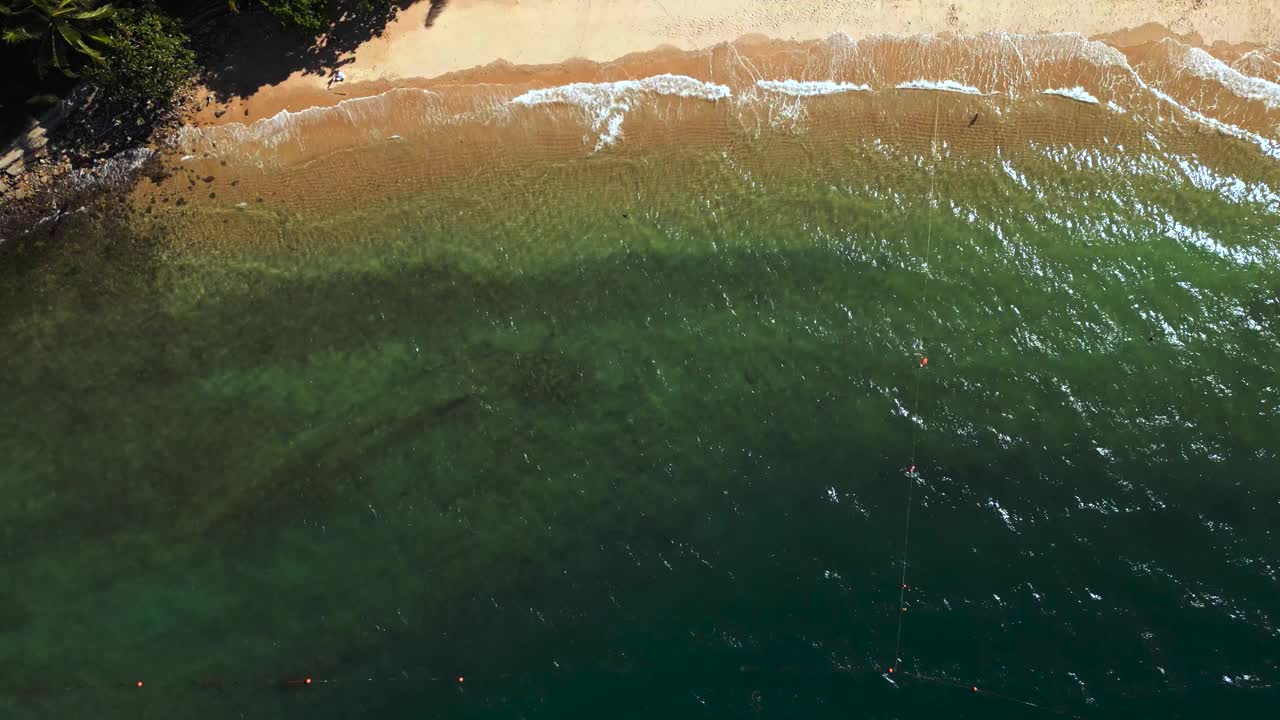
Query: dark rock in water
515 351 583 405
175 198 187 206
213 109 226 119
202 176 215 183
434 393 475 418
209 192 216 199
969 113 980 127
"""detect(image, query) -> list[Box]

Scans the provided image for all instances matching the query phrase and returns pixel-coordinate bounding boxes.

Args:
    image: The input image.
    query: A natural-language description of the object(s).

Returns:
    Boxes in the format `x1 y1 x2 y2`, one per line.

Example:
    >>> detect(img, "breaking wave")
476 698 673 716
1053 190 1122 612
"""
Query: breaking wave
511 74 731 150
756 79 872 96
896 79 989 95
1043 87 1100 104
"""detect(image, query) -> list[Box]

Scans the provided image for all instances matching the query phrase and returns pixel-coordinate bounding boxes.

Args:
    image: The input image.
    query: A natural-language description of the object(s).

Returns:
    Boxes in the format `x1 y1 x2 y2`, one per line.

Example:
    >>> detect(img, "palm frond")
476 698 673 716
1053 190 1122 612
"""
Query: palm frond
55 17 82 45
47 0 78 17
82 29 111 45
49 31 68 69
1 26 39 43
68 3 114 22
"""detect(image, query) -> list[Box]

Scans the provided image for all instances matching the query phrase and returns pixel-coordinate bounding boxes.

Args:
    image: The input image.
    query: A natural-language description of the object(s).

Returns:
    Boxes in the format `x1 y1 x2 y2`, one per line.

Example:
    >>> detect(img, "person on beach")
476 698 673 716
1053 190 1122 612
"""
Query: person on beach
328 70 346 87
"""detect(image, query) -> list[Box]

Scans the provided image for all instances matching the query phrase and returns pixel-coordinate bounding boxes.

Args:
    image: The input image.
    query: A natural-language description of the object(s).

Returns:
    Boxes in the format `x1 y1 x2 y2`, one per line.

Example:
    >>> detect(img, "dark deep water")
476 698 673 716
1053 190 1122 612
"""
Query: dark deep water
2 89 1280 719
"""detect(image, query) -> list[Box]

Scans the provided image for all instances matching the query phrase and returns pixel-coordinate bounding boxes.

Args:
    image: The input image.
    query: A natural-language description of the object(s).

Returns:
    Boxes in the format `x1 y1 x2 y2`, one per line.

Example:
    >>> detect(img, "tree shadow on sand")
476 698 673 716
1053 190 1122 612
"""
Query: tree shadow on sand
192 0 450 101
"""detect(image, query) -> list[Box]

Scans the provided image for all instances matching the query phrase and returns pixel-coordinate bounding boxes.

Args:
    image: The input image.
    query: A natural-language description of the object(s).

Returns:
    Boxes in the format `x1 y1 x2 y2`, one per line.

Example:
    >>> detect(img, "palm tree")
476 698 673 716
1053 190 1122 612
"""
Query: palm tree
0 0 116 77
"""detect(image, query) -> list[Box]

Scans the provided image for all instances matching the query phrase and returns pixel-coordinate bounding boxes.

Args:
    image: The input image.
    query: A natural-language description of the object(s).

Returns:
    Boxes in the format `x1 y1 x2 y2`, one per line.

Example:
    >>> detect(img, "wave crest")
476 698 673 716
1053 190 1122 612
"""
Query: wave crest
511 74 730 150
1043 87 1101 104
896 79 989 95
756 79 871 97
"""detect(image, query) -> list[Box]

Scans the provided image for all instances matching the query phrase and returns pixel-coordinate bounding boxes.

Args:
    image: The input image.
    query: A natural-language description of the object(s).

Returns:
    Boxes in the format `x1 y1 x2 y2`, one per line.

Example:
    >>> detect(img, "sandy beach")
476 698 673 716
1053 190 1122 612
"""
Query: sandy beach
190 0 1278 125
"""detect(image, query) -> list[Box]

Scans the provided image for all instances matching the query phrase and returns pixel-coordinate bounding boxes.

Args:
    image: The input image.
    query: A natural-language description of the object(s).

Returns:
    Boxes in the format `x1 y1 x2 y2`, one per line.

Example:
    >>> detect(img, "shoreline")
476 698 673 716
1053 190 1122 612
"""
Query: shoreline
171 27 1280 168
6 1 1278 236
140 28 1280 229
188 0 1278 127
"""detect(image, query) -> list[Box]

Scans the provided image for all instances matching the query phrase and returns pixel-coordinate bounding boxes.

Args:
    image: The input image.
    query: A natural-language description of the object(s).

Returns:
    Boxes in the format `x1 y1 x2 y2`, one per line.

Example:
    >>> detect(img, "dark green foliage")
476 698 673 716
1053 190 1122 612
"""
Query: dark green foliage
255 0 329 32
1 0 432 150
84 8 195 116
253 0 402 33
0 0 117 77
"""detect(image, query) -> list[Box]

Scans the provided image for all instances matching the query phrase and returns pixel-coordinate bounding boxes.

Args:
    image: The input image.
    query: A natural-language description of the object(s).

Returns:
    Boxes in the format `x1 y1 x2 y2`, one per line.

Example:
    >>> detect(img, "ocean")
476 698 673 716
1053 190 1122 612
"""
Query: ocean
2 32 1278 718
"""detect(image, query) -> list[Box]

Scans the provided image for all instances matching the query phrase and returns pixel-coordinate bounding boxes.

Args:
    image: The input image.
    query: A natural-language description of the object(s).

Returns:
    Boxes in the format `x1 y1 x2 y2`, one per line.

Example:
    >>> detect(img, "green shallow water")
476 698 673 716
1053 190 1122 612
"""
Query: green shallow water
2 121 1279 718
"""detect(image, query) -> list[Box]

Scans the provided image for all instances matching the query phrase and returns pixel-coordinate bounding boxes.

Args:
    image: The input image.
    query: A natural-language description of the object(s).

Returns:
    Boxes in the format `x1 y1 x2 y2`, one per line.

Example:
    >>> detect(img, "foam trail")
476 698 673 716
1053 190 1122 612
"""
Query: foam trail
756 79 872 97
1233 49 1280 82
1043 87 1100 105
511 74 731 150
1134 74 1280 160
896 79 988 95
1107 100 1127 114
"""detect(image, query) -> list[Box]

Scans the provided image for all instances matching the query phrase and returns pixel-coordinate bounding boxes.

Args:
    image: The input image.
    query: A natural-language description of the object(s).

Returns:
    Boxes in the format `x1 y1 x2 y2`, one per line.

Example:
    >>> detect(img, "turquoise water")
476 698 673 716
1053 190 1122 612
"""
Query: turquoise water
2 99 1279 718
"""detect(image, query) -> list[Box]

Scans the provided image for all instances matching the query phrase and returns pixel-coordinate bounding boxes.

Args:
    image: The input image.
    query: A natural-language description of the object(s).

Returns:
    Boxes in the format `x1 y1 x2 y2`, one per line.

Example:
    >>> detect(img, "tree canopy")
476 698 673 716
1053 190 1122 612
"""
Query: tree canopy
2 1 407 81
85 8 195 116
0 0 442 157
1 0 423 150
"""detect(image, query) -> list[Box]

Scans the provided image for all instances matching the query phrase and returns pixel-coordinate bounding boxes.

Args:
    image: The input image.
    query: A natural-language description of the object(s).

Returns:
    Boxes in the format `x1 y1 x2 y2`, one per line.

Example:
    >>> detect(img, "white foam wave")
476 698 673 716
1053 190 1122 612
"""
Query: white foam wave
1169 41 1280 110
756 79 871 97
511 74 730 150
175 87 471 165
68 147 155 191
1042 87 1100 104
168 34 1280 165
896 79 987 95
1114 62 1280 161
